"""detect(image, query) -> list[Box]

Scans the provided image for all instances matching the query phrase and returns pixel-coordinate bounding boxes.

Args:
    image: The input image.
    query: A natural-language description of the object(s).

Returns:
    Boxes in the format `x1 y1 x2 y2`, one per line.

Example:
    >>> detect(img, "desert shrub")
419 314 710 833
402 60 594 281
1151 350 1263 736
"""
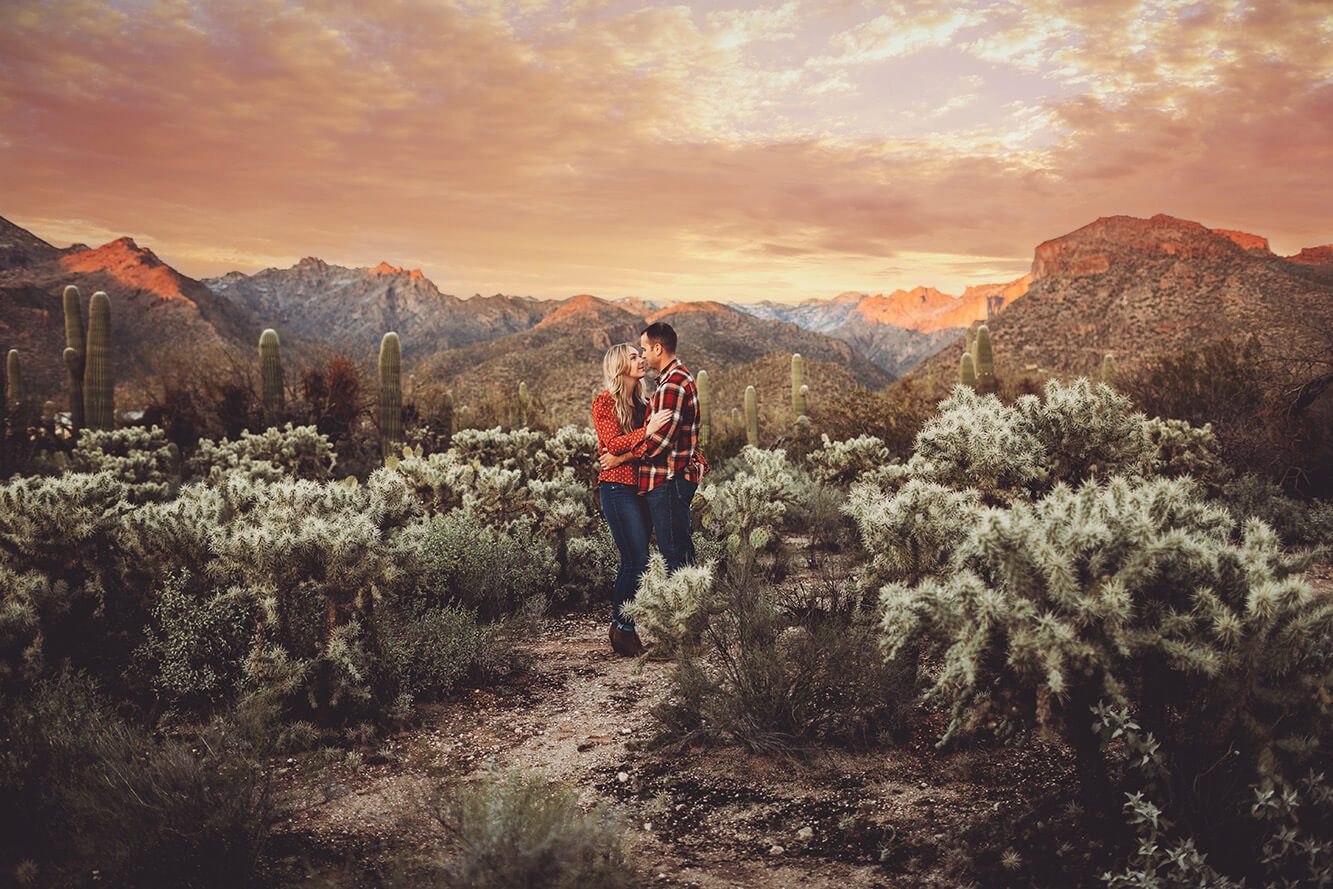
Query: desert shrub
47 424 180 503
564 525 620 604
877 475 1333 881
652 556 913 753
1141 416 1227 487
784 482 853 553
804 433 891 486
395 510 556 619
134 571 253 713
186 423 337 483
0 672 274 889
409 770 639 889
379 602 496 704
845 478 981 589
1218 473 1333 549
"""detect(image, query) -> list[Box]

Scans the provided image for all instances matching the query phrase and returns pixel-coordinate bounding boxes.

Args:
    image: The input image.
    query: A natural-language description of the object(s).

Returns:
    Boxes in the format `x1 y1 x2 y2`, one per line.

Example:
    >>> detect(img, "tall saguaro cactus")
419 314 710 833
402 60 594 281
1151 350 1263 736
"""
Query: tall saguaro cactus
974 323 995 396
83 291 114 430
744 385 758 447
696 369 711 448
259 328 284 422
378 332 403 458
63 284 86 430
1100 353 1116 386
960 352 977 390
791 353 806 419
5 349 21 412
517 381 530 427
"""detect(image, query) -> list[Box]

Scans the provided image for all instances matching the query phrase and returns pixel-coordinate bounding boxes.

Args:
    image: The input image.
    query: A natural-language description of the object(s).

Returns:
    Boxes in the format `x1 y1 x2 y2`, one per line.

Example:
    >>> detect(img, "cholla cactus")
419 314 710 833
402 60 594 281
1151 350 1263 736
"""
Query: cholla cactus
878 476 1332 830
909 385 1046 502
1141 416 1224 485
63 284 86 430
699 446 802 553
83 290 114 430
187 423 337 483
959 352 976 390
845 479 980 588
909 380 1154 503
744 385 758 447
696 369 711 448
379 332 404 459
621 554 716 654
1013 378 1151 486
66 425 180 502
791 353 806 419
259 328 284 422
805 434 890 486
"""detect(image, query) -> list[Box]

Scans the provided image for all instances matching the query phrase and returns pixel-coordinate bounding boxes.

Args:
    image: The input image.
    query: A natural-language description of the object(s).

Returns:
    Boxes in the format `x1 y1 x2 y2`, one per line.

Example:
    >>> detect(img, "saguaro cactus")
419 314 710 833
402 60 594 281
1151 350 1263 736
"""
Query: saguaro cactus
965 326 976 358
5 349 21 411
791 353 806 419
378 332 403 458
518 381 530 427
83 291 114 430
1100 353 1116 386
63 284 86 430
731 407 741 429
696 369 711 448
259 328 284 422
974 324 995 396
744 385 758 447
960 352 977 390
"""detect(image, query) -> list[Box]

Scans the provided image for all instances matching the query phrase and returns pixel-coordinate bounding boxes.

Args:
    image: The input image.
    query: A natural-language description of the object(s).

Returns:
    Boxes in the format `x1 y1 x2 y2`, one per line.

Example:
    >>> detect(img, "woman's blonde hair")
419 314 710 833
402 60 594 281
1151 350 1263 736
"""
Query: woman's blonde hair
602 343 647 433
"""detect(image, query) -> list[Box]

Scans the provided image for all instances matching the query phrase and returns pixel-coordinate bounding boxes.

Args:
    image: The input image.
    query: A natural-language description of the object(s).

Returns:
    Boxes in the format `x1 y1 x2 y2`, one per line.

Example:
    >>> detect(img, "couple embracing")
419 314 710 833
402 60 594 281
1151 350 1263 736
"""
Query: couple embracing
591 322 708 656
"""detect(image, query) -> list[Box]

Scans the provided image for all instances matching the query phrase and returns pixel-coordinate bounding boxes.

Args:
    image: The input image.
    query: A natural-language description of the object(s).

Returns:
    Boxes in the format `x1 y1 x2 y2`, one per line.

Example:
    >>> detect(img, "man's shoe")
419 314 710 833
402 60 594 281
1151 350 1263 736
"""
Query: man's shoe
609 624 645 657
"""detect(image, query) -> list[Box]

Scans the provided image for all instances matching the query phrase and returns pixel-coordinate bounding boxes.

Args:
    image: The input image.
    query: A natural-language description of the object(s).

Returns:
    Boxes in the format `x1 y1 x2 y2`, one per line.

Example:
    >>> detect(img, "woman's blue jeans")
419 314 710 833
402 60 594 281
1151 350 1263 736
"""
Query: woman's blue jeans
599 482 651 631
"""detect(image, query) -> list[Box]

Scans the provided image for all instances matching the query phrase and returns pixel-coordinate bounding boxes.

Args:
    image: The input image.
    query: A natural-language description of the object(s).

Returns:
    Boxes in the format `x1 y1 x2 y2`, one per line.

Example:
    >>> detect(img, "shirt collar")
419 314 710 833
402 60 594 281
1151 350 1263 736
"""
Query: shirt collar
658 357 682 379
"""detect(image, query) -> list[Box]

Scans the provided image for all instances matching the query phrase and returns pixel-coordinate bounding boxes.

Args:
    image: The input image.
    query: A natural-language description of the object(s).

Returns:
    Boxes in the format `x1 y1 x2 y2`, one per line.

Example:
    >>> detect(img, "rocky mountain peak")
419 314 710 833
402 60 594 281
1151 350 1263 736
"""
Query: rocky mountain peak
1212 228 1271 254
1031 214 1249 280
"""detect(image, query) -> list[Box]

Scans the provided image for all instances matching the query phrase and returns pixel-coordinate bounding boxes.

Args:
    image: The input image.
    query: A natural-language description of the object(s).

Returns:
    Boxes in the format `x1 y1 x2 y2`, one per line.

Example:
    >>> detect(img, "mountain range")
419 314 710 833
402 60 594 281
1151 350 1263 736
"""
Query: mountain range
3 212 1330 426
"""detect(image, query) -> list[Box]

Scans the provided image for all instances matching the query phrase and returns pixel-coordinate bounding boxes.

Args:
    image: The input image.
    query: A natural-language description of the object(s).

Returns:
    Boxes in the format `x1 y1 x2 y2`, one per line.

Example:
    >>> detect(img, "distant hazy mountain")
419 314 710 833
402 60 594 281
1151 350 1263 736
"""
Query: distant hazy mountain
204 258 556 357
730 277 1030 376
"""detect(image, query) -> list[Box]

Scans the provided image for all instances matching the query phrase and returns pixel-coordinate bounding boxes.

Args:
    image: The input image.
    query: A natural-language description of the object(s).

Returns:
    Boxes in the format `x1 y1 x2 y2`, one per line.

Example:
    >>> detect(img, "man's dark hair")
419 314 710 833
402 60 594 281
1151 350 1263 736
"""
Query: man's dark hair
641 321 677 354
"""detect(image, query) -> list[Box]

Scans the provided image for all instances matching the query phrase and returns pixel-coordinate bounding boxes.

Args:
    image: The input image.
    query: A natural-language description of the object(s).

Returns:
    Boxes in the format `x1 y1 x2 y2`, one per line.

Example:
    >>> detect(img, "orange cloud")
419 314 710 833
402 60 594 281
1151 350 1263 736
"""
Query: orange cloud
0 0 1328 303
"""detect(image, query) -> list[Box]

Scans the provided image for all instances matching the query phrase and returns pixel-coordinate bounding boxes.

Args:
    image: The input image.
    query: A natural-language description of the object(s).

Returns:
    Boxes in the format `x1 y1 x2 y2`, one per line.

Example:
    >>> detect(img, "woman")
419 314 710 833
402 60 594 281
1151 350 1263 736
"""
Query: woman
593 343 670 656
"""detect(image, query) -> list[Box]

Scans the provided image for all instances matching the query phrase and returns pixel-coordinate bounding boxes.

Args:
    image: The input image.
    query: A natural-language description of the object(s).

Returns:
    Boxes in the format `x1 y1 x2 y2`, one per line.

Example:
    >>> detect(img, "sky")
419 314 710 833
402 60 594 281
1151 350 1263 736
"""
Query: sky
1 0 1330 303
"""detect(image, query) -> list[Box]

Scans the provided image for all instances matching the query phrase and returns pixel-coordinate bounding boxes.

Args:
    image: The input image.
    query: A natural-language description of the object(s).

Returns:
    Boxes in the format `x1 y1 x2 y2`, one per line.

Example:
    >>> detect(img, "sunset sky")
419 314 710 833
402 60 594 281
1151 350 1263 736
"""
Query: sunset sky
1 0 1330 302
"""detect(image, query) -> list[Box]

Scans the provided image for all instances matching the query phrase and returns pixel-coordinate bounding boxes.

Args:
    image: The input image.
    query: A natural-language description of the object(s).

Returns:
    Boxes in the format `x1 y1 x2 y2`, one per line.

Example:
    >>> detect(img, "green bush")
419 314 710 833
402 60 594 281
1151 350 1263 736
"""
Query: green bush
652 558 913 753
396 510 556 619
379 602 496 704
407 770 639 889
0 672 274 889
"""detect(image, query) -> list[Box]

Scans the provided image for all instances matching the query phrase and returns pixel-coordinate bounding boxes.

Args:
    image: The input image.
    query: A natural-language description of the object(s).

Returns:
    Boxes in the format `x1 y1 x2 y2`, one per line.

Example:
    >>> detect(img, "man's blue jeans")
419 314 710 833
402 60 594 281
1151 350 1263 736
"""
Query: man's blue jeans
645 477 698 572
599 481 651 631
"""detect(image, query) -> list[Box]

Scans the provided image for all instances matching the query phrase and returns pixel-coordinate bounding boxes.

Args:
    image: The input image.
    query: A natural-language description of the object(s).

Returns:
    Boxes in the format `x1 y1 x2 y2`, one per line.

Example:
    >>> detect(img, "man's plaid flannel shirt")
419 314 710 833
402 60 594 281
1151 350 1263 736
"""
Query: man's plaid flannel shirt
638 357 707 495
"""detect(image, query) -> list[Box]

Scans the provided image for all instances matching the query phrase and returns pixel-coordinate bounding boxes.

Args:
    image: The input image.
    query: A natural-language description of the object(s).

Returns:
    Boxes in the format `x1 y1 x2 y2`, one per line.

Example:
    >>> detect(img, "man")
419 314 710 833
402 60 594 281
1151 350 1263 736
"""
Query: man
635 321 707 570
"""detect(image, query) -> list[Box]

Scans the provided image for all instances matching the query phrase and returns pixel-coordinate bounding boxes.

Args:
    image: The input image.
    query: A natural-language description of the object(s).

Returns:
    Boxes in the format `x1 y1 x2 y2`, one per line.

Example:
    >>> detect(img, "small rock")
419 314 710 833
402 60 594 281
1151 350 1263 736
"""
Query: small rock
796 826 814 841
617 771 630 783
769 844 785 856
643 821 653 831
620 727 633 735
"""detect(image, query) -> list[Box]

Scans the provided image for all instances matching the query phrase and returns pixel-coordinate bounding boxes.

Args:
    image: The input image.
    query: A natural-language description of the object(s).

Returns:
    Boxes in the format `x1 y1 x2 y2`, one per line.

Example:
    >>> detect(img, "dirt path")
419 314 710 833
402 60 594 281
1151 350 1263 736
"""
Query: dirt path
266 606 1085 888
